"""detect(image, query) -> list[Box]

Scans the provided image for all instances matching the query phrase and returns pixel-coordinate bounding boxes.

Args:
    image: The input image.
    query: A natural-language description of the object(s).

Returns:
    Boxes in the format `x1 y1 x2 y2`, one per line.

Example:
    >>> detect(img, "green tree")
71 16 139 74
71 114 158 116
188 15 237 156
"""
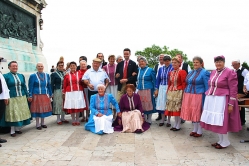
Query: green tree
242 61 249 70
135 44 193 69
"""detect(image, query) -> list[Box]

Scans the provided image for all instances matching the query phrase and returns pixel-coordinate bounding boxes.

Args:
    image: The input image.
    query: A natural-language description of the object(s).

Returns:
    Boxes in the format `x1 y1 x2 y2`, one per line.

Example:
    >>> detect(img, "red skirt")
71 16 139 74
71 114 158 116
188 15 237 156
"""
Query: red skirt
165 110 181 116
64 109 83 114
30 94 52 113
180 93 202 121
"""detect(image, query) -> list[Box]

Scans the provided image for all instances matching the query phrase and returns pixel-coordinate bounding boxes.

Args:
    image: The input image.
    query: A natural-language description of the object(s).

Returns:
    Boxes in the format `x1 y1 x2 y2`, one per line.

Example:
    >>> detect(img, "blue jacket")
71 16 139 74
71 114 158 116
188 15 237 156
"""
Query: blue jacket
28 73 52 97
184 68 210 94
137 66 156 90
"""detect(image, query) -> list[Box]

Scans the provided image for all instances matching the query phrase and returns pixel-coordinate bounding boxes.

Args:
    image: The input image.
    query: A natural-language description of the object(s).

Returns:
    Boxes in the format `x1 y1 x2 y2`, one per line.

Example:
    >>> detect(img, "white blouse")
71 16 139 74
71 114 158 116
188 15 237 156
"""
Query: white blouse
0 73 10 99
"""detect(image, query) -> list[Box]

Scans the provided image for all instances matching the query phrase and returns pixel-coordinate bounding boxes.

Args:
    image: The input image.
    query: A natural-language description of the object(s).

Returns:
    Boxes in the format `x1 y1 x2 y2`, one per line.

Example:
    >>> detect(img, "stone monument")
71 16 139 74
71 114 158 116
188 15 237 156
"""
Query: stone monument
0 0 48 78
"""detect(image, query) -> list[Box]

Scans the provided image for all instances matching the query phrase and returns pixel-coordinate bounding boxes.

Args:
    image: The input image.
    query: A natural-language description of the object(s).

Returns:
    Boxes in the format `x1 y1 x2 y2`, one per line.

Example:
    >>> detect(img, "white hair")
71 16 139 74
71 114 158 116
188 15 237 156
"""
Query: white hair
80 60 87 64
232 59 240 63
36 62 44 67
97 84 106 89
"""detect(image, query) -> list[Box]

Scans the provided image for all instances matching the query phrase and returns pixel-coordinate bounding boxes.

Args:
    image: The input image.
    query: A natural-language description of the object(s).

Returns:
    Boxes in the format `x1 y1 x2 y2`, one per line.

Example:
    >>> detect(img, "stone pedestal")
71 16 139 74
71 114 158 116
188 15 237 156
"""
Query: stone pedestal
0 0 48 78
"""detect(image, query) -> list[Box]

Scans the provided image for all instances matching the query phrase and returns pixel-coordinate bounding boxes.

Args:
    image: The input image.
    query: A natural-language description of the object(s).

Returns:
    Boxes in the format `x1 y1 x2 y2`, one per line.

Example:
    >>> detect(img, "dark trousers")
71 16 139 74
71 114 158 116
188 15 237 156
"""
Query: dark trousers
88 90 98 107
0 100 5 120
239 100 246 125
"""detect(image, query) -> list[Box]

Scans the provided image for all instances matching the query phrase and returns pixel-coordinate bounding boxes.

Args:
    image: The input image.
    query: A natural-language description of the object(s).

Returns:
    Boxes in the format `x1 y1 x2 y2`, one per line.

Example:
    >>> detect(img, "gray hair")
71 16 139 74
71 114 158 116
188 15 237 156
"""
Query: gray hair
36 62 44 67
97 84 106 89
116 55 123 60
138 56 148 64
193 56 204 64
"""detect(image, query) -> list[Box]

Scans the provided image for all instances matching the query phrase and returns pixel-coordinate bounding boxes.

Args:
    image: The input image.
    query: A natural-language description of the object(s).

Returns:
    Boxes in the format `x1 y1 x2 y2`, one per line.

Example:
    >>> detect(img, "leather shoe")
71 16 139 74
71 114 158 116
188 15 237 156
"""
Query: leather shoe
211 143 220 147
62 120 69 123
173 128 181 131
0 138 7 143
36 126 42 130
215 144 227 149
190 132 197 136
166 123 171 127
10 133 16 137
193 133 202 137
15 131 22 134
41 125 47 128
159 123 164 126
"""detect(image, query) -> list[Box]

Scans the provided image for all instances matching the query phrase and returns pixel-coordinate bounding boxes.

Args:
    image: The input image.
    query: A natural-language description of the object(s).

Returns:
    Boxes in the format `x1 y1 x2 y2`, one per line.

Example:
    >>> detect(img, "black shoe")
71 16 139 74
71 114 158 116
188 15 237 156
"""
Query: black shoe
10 133 16 137
36 127 42 130
181 119 185 123
247 127 249 131
41 125 47 128
159 123 164 126
15 131 22 134
0 138 7 143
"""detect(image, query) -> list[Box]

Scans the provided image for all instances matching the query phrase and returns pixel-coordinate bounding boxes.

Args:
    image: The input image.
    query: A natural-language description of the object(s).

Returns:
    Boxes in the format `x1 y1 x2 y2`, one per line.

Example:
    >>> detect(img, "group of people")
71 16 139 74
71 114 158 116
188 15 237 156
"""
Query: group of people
0 48 248 149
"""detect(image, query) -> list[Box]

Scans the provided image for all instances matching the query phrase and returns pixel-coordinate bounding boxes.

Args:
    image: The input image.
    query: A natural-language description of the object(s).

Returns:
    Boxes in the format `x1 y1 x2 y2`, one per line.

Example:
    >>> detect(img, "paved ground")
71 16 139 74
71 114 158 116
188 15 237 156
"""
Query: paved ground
0 112 249 166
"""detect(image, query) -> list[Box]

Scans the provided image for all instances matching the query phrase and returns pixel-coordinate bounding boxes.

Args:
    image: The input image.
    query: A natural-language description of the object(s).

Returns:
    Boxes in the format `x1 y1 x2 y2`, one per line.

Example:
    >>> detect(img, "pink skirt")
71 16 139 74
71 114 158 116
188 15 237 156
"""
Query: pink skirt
181 93 202 122
121 110 144 133
137 89 153 111
30 94 52 113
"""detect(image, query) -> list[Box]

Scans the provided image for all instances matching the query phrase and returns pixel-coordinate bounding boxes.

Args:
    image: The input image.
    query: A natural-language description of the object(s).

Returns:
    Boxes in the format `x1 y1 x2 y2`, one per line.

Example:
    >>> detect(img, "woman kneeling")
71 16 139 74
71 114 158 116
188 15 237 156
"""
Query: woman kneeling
113 84 150 133
85 84 120 135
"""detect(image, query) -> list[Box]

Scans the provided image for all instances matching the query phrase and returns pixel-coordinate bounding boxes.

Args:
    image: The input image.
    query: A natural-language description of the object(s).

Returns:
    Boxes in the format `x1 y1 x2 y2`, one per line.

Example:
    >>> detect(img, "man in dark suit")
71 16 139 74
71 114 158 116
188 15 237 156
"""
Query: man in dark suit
115 48 138 102
232 60 249 125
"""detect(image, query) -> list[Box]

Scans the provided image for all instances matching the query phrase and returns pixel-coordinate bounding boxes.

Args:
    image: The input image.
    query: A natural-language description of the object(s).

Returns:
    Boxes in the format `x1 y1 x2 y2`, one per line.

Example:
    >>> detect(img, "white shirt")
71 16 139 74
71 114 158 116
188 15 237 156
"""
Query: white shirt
0 73 10 99
156 63 164 77
244 72 249 91
234 66 249 77
82 68 110 91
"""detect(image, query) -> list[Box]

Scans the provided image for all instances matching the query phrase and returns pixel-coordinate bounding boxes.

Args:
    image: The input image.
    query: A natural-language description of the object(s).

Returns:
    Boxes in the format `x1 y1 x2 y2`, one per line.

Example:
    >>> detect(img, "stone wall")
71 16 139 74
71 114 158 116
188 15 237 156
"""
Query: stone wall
0 0 48 78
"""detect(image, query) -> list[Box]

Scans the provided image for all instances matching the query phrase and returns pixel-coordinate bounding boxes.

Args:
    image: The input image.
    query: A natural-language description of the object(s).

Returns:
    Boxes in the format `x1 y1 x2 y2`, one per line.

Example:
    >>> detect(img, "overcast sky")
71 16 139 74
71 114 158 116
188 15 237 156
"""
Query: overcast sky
40 0 249 70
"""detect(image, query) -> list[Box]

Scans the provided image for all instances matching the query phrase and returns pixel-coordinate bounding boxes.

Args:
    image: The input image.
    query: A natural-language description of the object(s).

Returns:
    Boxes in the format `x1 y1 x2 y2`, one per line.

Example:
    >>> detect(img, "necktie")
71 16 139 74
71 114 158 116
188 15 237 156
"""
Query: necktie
0 78 2 94
123 61 128 79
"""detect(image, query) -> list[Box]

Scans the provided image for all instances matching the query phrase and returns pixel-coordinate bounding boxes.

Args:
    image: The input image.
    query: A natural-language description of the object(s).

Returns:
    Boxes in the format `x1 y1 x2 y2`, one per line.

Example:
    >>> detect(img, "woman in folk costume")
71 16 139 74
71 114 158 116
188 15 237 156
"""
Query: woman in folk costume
154 55 173 127
112 84 150 133
200 56 241 149
0 72 9 146
136 57 156 125
78 60 89 122
102 55 118 117
165 57 187 131
180 56 210 137
51 61 69 125
0 61 31 136
28 62 52 130
85 84 120 135
63 61 86 126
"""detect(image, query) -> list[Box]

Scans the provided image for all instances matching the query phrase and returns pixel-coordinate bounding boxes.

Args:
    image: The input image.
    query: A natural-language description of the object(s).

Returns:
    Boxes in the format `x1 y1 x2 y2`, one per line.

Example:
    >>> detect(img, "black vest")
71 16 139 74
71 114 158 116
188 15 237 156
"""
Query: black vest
182 63 189 74
237 67 245 94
